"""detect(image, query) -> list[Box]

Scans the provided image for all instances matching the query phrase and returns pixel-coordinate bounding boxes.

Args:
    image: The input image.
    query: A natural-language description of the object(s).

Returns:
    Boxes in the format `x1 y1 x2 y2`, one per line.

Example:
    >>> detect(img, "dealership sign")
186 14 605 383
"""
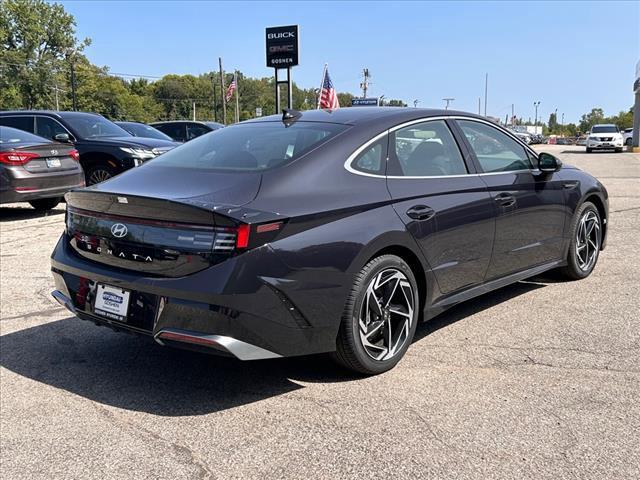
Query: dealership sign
266 25 299 68
352 98 379 106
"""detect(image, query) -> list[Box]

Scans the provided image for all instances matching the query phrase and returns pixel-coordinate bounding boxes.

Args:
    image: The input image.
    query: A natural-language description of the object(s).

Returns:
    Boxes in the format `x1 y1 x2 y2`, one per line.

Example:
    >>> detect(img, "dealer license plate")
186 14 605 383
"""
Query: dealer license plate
46 158 61 168
94 284 130 322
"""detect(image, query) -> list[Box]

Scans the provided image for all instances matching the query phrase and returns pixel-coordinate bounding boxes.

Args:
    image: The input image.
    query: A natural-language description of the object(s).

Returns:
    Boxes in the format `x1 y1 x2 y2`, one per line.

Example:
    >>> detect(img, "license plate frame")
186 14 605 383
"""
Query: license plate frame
46 158 62 168
94 284 131 322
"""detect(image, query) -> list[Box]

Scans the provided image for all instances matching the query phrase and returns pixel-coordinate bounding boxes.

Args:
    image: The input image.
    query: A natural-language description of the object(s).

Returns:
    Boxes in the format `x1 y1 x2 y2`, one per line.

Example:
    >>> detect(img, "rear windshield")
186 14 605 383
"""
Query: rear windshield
149 121 349 171
0 126 48 144
591 126 618 133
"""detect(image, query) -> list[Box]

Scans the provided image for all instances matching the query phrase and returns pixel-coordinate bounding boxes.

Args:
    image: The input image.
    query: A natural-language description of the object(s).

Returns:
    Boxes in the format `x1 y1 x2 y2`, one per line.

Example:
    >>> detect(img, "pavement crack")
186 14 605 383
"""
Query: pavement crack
90 403 215 479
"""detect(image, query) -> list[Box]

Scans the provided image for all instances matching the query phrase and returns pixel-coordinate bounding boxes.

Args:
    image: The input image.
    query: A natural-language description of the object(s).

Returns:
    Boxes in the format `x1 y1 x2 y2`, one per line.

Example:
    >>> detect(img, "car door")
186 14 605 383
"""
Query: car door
386 118 495 297
454 119 566 280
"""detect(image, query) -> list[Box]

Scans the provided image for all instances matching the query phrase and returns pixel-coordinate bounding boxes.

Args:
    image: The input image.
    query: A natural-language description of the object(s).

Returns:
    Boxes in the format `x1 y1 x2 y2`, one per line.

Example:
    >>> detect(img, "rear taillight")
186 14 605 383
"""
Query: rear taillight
212 221 284 253
0 151 39 165
69 149 80 161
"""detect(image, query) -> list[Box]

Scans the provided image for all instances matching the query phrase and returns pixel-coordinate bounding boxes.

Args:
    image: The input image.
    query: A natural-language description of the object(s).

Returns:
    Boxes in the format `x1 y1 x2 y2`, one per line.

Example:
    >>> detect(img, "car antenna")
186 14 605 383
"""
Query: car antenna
282 108 302 126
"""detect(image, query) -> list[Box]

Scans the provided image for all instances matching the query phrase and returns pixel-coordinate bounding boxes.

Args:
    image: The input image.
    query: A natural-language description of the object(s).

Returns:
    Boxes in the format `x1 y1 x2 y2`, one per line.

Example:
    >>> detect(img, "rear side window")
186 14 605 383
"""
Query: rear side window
391 120 468 176
350 136 388 175
457 120 532 173
156 123 186 141
0 116 35 133
186 123 210 140
150 122 349 171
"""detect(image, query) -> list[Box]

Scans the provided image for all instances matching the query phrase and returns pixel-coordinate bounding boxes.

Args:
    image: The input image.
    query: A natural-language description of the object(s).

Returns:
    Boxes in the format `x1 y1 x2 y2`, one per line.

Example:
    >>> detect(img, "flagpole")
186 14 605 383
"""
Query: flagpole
234 72 240 123
317 63 327 109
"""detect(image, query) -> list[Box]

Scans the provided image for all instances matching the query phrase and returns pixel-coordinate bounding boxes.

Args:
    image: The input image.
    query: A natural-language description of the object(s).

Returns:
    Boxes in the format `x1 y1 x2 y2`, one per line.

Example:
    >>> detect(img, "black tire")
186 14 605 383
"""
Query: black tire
558 201 602 280
625 138 632 146
332 255 419 375
28 197 61 211
585 147 592 153
615 147 623 153
85 164 116 186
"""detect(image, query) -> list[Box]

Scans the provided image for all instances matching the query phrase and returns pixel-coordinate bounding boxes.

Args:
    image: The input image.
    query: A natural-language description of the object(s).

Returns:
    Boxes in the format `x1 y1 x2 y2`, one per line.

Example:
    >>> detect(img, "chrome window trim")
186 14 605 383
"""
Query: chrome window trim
344 115 539 179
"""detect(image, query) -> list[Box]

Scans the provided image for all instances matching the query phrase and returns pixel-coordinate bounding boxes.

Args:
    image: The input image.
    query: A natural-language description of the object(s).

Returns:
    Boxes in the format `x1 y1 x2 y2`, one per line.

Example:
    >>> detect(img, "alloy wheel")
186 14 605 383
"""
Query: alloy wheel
88 169 112 185
575 210 600 271
358 268 415 361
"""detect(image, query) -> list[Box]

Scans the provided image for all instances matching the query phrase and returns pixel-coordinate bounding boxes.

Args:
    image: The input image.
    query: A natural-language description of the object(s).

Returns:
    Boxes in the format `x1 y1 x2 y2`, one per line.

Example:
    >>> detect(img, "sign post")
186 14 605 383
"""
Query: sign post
632 60 640 151
266 25 299 114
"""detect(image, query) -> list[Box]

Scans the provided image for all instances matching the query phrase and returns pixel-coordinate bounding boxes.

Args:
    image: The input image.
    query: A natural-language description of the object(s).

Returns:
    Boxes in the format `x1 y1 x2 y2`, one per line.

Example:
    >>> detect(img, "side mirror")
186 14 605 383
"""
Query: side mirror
538 152 562 173
54 133 72 143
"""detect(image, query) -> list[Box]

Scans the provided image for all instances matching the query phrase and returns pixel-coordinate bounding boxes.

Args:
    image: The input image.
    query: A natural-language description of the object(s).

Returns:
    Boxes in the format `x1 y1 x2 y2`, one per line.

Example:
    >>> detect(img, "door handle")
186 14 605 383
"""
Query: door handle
495 193 516 207
406 205 435 221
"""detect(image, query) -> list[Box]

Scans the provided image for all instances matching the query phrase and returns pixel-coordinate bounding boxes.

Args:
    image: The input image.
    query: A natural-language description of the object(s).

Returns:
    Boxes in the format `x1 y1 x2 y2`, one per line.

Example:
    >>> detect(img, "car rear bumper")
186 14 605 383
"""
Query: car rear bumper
50 235 344 359
1 169 85 204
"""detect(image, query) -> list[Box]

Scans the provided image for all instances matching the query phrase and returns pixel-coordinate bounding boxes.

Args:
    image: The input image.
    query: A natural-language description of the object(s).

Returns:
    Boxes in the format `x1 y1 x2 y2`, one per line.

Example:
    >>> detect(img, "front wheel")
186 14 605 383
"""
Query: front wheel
615 147 623 153
332 255 419 375
559 201 602 280
586 147 592 153
86 164 116 186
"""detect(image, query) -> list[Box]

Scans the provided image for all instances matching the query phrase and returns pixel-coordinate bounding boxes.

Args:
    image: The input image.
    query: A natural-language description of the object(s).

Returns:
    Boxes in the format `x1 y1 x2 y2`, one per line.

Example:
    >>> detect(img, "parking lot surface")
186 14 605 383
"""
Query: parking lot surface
1 145 639 479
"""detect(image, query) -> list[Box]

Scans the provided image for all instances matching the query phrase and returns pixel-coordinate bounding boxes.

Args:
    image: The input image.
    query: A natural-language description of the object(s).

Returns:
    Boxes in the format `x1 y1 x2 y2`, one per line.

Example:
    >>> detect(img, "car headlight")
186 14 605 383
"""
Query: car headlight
588 136 599 141
119 147 156 159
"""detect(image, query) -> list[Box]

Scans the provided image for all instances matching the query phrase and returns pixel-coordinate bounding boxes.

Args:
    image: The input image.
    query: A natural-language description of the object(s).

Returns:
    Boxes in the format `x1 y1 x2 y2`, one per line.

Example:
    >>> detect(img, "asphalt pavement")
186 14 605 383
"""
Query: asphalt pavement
1 145 638 479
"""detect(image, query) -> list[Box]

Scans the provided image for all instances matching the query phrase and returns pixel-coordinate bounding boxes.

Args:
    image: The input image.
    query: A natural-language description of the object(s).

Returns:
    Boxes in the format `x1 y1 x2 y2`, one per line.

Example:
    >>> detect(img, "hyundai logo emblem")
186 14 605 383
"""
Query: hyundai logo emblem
110 223 128 238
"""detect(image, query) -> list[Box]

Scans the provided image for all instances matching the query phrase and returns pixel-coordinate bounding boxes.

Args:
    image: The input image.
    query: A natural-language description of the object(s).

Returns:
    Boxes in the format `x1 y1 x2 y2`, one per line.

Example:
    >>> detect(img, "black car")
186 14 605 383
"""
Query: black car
50 108 608 374
114 121 178 144
0 111 178 185
149 120 224 142
1 126 84 210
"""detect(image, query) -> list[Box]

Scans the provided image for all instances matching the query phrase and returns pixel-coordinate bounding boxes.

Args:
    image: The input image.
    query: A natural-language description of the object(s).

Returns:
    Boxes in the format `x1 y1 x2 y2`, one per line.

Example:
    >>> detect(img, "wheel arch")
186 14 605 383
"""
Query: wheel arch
582 193 608 250
80 152 122 173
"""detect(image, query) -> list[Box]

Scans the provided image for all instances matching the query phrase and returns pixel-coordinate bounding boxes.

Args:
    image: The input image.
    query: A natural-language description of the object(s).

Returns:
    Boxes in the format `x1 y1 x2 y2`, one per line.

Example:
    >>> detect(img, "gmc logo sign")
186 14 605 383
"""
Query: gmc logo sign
266 25 299 68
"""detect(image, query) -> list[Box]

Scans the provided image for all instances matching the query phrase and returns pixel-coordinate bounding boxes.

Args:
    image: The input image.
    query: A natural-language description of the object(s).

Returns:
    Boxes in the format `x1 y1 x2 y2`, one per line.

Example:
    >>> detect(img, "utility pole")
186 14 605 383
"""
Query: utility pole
360 68 370 98
193 101 196 121
443 97 455 110
478 97 481 115
561 112 564 126
219 57 226 125
70 62 77 111
49 84 66 111
484 73 488 116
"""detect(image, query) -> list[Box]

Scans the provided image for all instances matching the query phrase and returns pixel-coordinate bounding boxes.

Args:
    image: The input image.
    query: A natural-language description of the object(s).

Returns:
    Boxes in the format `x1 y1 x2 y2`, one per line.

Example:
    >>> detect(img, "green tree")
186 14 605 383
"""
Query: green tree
0 0 90 108
578 108 605 132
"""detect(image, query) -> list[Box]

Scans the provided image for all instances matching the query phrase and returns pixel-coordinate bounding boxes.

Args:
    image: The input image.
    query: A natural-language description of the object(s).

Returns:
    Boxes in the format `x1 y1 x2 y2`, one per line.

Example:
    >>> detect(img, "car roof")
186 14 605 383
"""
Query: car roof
150 120 208 125
592 124 617 127
0 110 104 119
246 107 486 127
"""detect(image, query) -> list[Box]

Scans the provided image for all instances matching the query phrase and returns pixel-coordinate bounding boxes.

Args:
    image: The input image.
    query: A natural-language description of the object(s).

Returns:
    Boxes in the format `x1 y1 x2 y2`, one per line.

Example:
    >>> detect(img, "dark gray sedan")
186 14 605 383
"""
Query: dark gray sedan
0 126 84 211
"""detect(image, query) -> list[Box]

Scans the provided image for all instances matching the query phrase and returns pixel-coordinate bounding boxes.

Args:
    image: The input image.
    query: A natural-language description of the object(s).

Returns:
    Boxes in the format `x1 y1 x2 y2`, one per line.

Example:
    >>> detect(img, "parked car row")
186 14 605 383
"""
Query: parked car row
1 111 225 210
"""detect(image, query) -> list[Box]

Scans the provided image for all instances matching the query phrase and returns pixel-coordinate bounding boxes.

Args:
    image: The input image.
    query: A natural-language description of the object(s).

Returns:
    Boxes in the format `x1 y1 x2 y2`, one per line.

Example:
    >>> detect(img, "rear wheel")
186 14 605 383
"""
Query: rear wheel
615 147 623 153
559 201 602 280
332 255 419 375
86 164 116 186
29 197 61 211
625 138 632 146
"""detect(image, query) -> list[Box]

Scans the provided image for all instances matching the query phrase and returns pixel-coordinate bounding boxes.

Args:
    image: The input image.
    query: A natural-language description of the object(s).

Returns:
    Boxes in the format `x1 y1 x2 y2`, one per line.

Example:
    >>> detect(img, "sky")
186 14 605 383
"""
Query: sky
61 0 639 124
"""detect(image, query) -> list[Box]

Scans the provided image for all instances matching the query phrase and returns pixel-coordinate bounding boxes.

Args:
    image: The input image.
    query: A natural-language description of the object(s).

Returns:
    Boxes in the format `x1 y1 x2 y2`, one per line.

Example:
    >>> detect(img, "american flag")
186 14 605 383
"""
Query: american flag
318 67 339 110
225 74 237 102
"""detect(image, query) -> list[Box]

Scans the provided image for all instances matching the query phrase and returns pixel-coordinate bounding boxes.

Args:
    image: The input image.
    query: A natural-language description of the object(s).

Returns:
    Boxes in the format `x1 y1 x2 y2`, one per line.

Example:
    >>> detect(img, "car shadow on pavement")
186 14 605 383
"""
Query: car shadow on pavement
0 280 548 417
0 205 65 222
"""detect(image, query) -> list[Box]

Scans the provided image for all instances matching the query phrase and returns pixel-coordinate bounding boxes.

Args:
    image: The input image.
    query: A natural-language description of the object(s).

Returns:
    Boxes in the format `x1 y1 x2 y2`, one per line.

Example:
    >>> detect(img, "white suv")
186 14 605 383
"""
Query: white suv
586 124 624 153
623 128 633 147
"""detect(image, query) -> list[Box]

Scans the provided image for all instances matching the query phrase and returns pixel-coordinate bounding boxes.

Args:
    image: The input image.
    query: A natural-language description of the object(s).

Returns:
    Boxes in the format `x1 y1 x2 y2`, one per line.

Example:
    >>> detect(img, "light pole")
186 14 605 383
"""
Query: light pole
442 97 455 110
533 101 540 126
561 113 565 127
413 99 419 108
